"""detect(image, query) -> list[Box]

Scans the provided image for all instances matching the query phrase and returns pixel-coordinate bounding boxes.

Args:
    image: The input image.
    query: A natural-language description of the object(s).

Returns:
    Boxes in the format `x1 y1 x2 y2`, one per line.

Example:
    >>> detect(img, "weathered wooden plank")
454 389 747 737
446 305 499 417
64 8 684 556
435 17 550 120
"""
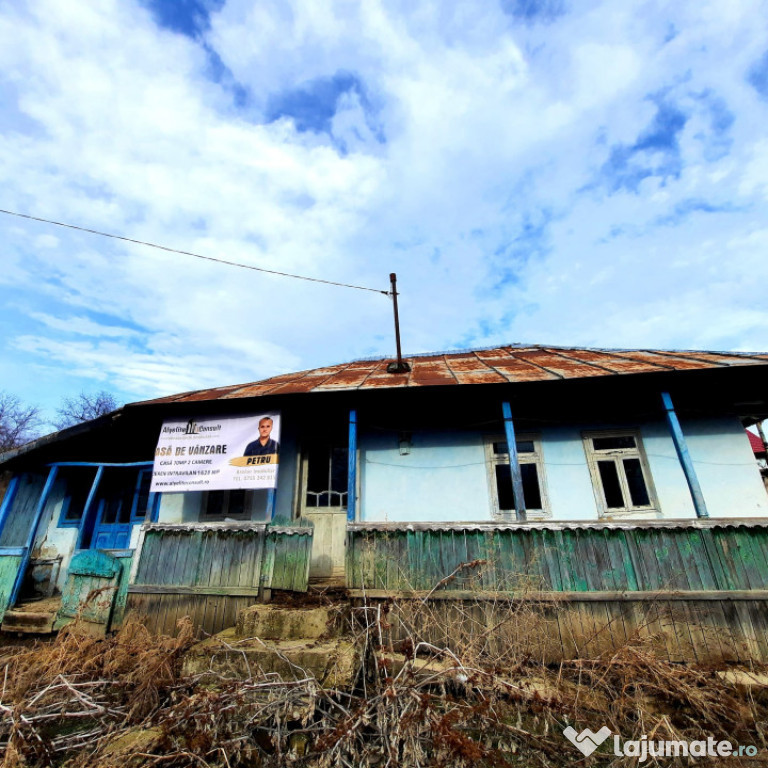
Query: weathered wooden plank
0 554 24 623
733 529 768 589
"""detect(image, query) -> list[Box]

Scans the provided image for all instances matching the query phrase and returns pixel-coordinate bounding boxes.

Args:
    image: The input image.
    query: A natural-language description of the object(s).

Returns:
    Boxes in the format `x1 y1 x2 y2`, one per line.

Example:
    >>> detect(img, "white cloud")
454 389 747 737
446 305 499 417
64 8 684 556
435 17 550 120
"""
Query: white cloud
1 0 768 420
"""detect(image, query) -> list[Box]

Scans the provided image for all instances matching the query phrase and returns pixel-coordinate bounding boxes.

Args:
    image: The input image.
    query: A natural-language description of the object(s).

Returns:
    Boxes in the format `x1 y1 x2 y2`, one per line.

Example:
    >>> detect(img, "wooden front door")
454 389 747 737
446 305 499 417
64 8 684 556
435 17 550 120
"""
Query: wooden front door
299 442 349 579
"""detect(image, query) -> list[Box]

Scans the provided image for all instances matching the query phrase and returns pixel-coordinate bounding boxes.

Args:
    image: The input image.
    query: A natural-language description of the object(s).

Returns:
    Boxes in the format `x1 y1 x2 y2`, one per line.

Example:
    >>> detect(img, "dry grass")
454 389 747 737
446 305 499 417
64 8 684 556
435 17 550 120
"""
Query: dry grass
0 588 767 767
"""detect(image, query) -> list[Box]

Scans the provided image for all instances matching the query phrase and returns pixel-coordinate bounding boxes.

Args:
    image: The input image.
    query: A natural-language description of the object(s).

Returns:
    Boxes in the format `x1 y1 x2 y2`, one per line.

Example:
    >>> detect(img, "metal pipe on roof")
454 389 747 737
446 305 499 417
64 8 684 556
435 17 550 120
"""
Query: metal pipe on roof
387 273 411 374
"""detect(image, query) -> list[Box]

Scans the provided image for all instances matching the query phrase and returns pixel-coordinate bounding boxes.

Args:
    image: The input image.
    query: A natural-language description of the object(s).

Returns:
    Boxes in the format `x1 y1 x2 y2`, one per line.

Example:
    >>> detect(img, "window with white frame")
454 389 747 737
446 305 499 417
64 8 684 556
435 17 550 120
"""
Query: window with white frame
485 435 549 519
583 431 657 516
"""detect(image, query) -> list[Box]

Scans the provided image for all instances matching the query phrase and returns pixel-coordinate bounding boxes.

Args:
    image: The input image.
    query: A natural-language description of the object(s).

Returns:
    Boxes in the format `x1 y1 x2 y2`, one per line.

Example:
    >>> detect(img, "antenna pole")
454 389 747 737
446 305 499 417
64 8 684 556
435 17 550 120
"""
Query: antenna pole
387 272 410 373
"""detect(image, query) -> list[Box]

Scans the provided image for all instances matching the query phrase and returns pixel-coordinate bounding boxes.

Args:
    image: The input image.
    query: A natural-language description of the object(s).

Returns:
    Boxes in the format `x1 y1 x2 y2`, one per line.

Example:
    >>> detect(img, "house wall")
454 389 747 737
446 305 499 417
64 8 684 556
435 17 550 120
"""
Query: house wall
357 415 768 523
360 430 491 523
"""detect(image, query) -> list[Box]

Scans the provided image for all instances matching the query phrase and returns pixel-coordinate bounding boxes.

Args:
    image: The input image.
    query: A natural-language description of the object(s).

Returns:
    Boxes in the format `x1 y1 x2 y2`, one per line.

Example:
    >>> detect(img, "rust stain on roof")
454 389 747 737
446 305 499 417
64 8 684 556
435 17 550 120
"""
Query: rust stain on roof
512 349 607 378
130 345 768 405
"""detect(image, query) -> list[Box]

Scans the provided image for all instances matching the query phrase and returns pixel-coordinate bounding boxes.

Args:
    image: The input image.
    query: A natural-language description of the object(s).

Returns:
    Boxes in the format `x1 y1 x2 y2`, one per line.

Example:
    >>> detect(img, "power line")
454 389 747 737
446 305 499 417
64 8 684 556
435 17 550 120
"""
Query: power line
0 208 389 295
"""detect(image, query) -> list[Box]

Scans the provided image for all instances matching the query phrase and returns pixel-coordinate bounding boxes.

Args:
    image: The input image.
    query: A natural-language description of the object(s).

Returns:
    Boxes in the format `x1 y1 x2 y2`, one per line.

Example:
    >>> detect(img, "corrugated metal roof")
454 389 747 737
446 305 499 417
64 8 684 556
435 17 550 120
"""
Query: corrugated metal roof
132 344 768 406
747 430 766 455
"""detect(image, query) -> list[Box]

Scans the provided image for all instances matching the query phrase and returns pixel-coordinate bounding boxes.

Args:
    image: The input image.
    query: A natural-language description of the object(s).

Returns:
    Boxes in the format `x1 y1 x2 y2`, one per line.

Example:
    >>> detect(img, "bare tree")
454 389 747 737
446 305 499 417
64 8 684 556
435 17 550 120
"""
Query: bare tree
54 391 119 429
0 392 42 452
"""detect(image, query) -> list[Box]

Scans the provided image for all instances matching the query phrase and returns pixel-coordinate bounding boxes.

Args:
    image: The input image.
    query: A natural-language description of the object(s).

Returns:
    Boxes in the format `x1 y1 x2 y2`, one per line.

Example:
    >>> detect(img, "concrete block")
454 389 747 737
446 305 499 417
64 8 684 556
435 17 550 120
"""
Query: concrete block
235 604 341 640
182 627 358 688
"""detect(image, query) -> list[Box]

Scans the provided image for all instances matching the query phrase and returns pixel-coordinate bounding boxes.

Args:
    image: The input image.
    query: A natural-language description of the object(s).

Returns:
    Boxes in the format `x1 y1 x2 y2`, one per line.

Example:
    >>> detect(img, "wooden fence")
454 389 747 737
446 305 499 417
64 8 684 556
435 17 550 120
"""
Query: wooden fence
126 523 313 635
346 520 768 663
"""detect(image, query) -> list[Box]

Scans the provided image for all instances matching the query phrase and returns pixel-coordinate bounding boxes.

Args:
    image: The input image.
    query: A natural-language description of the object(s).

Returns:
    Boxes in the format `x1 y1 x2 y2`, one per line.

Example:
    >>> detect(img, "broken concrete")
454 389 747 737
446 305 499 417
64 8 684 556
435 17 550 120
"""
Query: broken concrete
182 627 358 688
235 604 343 640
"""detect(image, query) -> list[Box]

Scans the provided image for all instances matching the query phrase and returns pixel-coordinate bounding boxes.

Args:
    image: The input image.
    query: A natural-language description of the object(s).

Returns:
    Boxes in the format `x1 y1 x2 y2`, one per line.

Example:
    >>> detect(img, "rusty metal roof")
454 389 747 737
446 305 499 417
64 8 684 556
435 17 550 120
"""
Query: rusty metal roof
131 344 768 406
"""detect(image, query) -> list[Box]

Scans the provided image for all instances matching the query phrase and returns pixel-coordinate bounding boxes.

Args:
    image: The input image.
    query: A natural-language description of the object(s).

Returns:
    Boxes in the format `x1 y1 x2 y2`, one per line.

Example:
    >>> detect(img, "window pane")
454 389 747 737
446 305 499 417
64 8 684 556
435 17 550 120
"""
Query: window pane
306 445 330 495
593 436 636 451
493 440 535 455
597 460 625 508
494 464 515 511
623 458 650 507
521 463 542 510
97 470 136 525
133 472 152 519
228 489 246 517
330 447 349 494
205 491 225 517
60 468 95 522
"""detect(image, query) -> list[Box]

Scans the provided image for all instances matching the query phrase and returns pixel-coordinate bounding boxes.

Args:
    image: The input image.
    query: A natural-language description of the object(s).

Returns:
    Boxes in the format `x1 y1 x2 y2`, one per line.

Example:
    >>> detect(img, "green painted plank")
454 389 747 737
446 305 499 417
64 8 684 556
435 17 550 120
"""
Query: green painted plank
732 529 768 589
260 533 276 589
711 530 745 590
675 529 713 591
110 554 133 629
0 554 24 623
698 528 731 591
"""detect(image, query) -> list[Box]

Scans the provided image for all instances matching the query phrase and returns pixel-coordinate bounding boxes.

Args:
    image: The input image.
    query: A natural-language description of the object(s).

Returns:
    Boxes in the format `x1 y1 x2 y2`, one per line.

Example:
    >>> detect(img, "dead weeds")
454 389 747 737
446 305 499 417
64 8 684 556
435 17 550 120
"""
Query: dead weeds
0 596 766 768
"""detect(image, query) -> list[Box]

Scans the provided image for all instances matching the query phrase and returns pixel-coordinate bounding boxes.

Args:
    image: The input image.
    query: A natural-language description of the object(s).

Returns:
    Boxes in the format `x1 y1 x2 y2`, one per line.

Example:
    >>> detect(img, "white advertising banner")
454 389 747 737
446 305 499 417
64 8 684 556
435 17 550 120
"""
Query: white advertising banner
150 412 281 493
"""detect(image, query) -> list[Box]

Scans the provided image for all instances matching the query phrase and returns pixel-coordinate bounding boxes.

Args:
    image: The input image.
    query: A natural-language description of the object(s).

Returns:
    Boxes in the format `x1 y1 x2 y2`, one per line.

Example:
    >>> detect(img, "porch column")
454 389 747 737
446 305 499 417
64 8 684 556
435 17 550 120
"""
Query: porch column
9 465 59 606
502 401 526 521
0 475 20 541
75 466 104 550
347 409 357 522
661 391 708 518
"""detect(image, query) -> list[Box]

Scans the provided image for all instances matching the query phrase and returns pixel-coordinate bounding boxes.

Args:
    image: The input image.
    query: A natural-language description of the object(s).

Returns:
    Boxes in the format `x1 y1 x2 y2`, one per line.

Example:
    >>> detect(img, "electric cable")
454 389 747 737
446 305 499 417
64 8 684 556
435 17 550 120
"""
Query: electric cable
0 208 389 295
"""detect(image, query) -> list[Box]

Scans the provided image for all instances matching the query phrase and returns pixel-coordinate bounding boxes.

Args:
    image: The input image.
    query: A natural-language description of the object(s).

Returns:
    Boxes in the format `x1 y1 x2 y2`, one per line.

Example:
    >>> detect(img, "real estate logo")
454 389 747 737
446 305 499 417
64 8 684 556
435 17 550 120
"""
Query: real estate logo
563 726 611 756
563 725 760 760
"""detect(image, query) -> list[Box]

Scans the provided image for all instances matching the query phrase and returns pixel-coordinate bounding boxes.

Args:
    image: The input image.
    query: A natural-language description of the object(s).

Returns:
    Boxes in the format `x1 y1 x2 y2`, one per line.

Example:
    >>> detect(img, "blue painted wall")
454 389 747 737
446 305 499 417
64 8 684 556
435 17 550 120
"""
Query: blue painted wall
357 416 768 522
360 430 491 522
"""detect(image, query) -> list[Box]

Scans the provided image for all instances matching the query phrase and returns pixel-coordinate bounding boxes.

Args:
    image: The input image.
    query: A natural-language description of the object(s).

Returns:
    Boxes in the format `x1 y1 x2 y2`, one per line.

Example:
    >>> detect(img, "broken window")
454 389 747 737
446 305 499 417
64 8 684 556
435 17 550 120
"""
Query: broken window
486 434 550 519
583 430 657 516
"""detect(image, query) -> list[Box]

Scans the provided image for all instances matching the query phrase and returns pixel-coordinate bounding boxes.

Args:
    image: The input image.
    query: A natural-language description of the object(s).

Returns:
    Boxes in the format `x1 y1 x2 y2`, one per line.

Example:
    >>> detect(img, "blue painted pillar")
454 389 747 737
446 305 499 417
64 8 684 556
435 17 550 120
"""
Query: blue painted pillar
347 409 357 522
502 401 526 521
0 475 20 543
76 466 104 551
661 391 708 518
266 489 277 521
9 466 59 606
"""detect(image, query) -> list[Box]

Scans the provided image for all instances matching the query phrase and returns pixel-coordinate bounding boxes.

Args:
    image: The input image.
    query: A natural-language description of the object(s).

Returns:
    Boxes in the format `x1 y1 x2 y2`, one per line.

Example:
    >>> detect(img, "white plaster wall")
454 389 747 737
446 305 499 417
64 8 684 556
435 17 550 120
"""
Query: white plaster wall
678 415 768 517
156 492 188 523
360 431 492 522
32 490 79 593
538 427 605 521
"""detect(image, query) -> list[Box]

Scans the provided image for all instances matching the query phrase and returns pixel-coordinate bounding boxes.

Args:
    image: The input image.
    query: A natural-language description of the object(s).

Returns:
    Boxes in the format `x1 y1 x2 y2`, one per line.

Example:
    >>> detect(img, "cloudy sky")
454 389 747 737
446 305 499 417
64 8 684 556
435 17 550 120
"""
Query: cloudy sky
2 0 768 421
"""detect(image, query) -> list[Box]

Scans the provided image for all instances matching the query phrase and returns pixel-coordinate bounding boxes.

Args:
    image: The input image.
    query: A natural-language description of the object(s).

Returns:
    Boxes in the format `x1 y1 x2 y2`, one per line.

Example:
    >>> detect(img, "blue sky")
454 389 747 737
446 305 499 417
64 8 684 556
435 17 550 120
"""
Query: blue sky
1 0 768 424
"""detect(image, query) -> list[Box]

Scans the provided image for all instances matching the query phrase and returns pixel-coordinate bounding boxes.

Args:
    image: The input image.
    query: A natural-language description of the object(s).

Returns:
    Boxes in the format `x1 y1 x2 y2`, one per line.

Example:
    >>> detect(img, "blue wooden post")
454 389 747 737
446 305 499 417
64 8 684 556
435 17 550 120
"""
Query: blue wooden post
76 466 104 551
347 409 357 522
0 475 20 542
502 401 526 521
661 391 708 518
266 489 277 521
9 466 59 607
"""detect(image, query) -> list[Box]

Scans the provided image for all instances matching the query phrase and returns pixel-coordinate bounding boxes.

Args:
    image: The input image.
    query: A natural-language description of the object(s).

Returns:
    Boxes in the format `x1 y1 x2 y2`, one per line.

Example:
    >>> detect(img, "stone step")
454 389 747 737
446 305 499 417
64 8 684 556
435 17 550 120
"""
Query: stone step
235 604 344 641
182 628 358 688
2 609 57 634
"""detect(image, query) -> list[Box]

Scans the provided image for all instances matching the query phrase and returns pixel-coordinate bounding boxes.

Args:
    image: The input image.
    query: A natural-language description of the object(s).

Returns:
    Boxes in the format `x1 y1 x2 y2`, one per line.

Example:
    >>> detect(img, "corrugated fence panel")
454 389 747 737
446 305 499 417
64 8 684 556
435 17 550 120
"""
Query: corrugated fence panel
346 522 768 594
128 524 313 636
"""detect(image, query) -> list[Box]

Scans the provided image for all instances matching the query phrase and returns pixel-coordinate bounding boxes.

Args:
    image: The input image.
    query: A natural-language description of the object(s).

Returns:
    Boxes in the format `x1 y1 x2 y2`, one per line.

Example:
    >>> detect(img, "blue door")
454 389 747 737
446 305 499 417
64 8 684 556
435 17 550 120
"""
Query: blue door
92 470 155 550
